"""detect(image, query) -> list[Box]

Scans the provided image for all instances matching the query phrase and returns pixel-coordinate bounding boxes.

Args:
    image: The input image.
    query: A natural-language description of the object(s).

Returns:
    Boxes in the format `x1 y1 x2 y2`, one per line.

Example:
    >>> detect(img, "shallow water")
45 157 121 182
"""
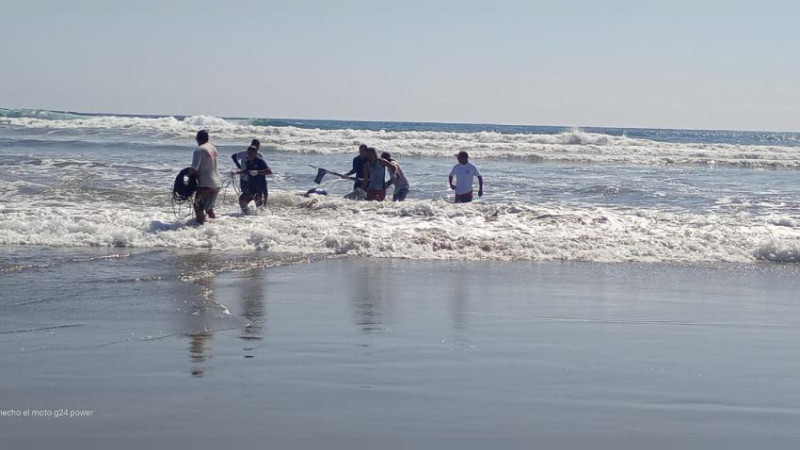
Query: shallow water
1 110 799 264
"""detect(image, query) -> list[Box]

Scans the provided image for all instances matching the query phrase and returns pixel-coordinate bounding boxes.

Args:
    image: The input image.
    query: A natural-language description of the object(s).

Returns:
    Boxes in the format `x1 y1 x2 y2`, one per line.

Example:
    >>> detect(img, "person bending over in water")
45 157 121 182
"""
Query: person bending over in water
185 130 221 224
379 152 410 202
232 139 265 192
448 151 483 203
237 145 272 213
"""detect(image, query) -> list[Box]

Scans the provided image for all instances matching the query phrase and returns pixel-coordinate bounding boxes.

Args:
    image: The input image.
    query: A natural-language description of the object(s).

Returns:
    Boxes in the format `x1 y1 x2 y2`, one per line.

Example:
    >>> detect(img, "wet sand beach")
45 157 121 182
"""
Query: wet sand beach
2 250 800 439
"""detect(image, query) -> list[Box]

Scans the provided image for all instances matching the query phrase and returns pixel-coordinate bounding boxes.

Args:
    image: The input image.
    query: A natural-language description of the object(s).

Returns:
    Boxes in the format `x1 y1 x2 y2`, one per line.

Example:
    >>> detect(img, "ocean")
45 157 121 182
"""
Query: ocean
1 107 799 264
3 108 800 439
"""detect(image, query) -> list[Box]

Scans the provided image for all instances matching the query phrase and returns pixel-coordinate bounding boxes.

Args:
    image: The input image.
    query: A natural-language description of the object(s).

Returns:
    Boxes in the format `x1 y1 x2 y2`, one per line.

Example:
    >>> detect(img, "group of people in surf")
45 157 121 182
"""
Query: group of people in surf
343 144 410 202
182 130 485 225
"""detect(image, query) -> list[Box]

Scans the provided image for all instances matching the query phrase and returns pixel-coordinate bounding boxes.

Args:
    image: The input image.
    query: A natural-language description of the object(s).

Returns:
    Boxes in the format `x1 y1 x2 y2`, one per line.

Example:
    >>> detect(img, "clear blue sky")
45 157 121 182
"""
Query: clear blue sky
4 0 799 131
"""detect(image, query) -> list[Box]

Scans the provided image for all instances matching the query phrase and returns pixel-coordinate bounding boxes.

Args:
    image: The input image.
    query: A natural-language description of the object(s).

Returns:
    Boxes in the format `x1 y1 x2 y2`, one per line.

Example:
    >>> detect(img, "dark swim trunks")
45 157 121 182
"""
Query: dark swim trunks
454 191 473 203
393 186 409 202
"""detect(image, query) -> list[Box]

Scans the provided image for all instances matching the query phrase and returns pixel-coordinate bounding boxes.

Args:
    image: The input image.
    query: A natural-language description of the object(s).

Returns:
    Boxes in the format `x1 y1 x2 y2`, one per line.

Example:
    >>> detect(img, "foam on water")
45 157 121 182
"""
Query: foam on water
1 189 798 264
3 109 800 266
4 112 800 168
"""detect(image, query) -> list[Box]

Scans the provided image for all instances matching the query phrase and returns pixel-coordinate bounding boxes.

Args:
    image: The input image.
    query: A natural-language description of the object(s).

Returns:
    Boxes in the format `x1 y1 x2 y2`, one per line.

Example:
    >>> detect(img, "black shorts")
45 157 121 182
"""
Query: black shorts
454 192 473 203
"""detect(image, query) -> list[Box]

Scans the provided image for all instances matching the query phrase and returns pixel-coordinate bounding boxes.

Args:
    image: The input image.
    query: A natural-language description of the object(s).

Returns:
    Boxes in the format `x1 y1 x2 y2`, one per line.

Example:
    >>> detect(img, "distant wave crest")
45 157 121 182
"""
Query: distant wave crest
3 108 800 168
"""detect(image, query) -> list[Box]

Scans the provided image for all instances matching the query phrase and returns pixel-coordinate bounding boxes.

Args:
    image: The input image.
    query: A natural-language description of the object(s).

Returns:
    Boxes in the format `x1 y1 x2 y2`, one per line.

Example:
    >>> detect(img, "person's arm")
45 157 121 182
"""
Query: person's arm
383 161 396 189
386 166 396 190
474 164 483 197
448 166 456 190
231 153 242 169
187 149 203 175
261 162 273 176
344 157 358 176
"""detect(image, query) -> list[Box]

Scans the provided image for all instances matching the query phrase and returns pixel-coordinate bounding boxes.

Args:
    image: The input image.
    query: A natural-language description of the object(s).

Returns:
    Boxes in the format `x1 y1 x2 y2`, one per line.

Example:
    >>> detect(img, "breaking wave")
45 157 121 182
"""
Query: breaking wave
3 109 800 168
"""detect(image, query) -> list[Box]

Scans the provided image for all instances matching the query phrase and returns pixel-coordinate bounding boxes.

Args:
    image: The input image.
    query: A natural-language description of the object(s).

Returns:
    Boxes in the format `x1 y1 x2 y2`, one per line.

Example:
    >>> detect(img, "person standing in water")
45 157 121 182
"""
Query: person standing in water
343 144 368 191
448 151 483 203
232 139 264 193
186 130 221 224
362 147 387 201
237 145 272 213
232 139 264 169
380 152 410 202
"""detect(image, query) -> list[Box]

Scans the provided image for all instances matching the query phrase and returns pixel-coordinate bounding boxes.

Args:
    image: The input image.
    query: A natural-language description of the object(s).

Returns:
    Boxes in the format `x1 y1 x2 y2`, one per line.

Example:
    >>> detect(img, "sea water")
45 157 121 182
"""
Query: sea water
4 109 800 437
1 108 799 266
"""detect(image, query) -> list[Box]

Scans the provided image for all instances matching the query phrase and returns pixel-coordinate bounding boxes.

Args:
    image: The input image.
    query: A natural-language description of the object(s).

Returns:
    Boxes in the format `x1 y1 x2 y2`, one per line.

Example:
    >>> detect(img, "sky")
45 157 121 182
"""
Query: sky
3 0 800 131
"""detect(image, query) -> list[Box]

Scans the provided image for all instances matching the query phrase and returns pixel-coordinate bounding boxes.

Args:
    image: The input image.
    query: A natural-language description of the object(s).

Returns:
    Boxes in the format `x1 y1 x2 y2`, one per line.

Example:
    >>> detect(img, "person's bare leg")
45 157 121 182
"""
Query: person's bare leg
194 204 206 225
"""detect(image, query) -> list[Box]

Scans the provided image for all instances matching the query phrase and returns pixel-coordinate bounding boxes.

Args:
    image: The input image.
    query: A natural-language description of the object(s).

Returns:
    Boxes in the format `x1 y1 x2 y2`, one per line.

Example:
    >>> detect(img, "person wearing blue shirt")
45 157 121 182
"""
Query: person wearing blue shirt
343 144 368 191
232 139 265 194
237 145 272 213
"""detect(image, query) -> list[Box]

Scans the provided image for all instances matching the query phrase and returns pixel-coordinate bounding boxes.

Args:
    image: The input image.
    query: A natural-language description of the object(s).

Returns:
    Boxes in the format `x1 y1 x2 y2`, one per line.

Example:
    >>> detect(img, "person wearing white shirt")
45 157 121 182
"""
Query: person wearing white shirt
448 151 483 203
186 130 221 224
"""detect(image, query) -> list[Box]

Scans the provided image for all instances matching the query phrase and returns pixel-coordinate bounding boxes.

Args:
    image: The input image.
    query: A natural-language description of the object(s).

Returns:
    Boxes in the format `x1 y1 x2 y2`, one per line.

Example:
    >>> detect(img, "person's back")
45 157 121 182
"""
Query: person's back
362 147 387 201
366 159 386 191
188 130 221 224
192 142 221 189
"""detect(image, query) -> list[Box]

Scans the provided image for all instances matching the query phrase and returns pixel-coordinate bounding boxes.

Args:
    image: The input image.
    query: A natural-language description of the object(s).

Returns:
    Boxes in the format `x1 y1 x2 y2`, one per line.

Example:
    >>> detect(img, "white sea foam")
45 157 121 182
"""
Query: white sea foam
1 191 798 264
4 114 800 168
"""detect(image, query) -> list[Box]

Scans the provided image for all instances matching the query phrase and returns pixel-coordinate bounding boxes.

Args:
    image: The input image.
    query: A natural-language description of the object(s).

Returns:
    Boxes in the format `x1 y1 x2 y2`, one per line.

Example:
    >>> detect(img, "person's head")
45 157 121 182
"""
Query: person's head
456 150 469 164
196 130 209 145
366 147 378 162
380 152 393 162
246 145 259 161
359 144 368 158
251 139 261 150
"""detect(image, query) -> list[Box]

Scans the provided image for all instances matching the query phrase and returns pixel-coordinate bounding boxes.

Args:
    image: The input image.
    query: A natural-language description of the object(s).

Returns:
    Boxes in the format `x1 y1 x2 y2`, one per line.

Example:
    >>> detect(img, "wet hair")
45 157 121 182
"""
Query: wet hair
381 152 393 161
251 139 261 149
366 147 378 158
457 150 469 158
359 144 368 151
196 130 209 144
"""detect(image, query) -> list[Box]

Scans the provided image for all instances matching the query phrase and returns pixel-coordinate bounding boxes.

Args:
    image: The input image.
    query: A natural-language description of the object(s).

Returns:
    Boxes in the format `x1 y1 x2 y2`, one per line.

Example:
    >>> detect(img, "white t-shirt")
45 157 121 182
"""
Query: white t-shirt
191 143 221 188
449 162 481 195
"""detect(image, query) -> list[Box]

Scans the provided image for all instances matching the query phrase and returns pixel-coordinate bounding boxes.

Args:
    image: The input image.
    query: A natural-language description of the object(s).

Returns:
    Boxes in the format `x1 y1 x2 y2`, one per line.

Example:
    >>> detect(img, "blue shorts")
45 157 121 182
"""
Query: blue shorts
393 186 409 202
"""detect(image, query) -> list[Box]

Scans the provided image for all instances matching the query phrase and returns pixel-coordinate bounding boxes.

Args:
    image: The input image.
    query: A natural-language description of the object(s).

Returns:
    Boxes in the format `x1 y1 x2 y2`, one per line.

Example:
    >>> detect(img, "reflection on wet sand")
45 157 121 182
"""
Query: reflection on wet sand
348 262 396 333
237 271 268 359
176 254 224 378
187 273 216 377
450 267 468 331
